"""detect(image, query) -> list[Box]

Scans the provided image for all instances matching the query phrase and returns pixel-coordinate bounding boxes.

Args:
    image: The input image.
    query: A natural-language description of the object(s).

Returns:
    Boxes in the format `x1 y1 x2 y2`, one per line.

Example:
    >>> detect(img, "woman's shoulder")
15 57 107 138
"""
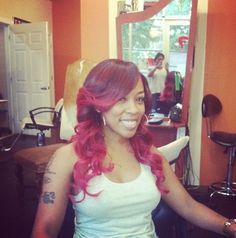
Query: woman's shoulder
150 145 163 156
150 145 167 163
53 142 78 167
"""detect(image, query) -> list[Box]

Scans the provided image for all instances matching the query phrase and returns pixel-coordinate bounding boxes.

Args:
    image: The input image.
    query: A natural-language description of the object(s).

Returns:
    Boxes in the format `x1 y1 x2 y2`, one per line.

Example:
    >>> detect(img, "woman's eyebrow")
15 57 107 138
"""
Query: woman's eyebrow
137 91 145 95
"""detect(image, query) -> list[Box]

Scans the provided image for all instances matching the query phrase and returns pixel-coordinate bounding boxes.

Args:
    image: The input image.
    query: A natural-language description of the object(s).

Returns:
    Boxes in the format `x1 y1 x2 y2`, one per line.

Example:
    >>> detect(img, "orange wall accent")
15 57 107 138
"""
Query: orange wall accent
201 0 236 185
52 0 81 101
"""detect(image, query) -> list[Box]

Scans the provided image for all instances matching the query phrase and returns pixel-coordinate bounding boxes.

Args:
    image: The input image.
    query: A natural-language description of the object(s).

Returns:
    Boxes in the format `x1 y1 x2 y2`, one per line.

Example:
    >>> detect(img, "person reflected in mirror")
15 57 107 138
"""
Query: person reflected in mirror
148 52 169 113
31 59 236 238
157 71 183 116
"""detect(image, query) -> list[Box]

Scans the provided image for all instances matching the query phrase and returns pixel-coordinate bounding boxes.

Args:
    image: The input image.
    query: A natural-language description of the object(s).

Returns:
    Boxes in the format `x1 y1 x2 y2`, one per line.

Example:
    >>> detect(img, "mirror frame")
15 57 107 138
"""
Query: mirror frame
116 0 198 126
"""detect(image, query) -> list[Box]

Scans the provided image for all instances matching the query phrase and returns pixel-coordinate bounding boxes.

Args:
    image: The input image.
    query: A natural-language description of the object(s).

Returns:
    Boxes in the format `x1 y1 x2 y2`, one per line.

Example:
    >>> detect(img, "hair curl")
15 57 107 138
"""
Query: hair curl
160 71 176 102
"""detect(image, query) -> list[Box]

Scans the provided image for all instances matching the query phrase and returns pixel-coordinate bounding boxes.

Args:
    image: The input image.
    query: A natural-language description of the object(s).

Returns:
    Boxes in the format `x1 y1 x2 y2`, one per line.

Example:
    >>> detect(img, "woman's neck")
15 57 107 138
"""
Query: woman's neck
103 133 130 154
105 136 130 151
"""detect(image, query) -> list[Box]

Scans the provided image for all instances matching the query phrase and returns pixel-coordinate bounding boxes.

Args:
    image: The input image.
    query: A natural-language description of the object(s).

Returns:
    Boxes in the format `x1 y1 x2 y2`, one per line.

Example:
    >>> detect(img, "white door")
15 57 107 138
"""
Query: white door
8 22 53 133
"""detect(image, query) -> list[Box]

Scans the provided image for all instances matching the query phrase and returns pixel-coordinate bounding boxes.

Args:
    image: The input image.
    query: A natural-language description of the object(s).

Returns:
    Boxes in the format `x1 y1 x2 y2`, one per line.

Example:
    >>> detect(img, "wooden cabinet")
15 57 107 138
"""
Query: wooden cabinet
146 122 185 147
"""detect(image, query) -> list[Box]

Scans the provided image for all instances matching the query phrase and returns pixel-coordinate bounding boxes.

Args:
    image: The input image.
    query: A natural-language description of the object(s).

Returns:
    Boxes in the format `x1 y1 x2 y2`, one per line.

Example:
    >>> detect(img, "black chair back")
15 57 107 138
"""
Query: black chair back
202 94 222 118
202 94 222 137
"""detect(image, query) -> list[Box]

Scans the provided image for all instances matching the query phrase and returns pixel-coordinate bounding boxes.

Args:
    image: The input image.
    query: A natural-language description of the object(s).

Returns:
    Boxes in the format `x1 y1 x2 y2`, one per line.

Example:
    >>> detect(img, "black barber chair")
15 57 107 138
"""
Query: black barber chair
152 199 187 238
202 94 236 197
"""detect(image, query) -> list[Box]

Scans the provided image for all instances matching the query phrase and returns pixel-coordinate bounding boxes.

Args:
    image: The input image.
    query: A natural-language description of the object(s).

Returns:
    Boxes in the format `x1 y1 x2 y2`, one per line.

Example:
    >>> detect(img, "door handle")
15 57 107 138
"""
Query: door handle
40 86 50 90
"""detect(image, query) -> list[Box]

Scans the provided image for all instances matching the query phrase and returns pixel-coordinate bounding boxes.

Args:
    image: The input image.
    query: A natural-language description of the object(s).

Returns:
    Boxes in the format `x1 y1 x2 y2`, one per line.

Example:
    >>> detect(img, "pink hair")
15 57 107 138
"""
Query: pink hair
71 59 165 201
160 71 176 102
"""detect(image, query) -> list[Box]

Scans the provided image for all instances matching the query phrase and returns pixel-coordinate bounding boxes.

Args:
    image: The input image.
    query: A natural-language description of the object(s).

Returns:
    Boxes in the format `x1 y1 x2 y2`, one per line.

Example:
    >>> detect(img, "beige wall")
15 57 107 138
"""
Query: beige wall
0 0 52 30
80 0 119 60
81 0 109 61
188 0 208 184
108 0 119 58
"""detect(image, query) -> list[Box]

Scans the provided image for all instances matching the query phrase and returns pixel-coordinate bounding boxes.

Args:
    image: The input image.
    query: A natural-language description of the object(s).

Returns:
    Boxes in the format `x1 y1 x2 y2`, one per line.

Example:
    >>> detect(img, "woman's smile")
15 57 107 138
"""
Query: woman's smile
119 118 139 130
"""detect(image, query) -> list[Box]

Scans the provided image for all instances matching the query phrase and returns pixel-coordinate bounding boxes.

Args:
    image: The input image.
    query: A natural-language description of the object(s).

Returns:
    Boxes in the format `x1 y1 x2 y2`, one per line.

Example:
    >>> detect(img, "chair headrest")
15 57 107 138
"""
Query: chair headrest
202 94 222 118
55 98 64 112
158 136 189 164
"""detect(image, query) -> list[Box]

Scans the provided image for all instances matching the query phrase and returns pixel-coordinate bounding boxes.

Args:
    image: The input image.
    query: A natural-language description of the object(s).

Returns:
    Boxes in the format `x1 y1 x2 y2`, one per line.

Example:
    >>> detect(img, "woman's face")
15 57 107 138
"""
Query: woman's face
155 56 164 67
102 77 145 140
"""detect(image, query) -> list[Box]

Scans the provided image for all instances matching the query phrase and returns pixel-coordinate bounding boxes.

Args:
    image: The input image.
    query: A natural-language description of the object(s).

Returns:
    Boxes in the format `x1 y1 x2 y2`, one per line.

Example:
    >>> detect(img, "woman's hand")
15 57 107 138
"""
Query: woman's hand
158 158 236 237
223 219 236 237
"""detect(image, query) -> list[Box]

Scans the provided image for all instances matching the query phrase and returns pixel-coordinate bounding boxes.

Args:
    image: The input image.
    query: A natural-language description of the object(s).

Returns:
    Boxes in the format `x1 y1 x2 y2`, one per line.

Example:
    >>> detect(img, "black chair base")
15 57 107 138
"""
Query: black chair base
210 181 236 197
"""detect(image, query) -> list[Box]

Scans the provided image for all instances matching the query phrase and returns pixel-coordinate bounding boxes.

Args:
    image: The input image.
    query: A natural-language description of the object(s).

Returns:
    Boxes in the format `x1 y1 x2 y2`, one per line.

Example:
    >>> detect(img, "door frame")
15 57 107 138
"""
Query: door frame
0 19 12 132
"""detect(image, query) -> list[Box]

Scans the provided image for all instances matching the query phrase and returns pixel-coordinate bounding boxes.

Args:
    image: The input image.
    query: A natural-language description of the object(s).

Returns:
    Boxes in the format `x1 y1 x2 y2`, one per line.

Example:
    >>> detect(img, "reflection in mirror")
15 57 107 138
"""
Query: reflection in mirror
118 0 193 118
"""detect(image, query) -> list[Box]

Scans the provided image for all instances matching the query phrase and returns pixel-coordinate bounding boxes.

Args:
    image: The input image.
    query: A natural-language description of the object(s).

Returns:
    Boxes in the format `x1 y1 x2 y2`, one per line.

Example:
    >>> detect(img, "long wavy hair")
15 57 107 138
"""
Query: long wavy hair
160 71 176 102
71 59 165 201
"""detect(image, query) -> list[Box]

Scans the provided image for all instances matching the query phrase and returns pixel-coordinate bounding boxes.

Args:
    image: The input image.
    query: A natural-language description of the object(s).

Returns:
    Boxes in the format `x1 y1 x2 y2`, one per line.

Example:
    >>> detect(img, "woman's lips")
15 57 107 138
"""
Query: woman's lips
120 119 138 129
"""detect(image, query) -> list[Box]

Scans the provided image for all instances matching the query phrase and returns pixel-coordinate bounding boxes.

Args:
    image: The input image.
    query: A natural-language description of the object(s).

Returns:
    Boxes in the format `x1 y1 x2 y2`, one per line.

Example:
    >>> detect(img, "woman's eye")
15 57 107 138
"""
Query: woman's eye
136 96 145 104
119 97 127 102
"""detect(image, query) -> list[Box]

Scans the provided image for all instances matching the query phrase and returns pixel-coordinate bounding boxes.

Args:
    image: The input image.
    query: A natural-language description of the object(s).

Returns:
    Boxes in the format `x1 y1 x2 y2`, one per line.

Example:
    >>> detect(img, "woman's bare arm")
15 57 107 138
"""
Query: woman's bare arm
31 143 77 238
148 66 159 77
160 157 232 236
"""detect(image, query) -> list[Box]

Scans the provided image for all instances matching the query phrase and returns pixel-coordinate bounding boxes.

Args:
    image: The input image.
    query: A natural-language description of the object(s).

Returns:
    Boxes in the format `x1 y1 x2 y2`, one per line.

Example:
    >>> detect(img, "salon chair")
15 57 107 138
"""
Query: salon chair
12 99 64 197
21 98 64 146
152 136 189 238
202 94 236 197
1 99 64 152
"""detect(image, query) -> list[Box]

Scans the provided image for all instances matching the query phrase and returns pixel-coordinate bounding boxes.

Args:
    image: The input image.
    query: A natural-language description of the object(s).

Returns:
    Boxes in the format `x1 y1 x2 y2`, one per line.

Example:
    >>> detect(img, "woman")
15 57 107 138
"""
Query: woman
148 52 168 112
31 59 236 238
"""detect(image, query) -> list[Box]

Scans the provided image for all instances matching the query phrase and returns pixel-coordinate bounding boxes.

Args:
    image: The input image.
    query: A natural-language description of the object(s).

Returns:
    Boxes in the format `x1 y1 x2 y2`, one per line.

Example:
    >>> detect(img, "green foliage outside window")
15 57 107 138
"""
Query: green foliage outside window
121 0 191 69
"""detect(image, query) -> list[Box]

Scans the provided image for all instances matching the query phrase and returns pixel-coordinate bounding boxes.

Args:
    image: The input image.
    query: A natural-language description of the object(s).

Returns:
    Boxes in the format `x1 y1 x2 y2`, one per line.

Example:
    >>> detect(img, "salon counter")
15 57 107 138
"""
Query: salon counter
146 119 186 147
146 121 188 179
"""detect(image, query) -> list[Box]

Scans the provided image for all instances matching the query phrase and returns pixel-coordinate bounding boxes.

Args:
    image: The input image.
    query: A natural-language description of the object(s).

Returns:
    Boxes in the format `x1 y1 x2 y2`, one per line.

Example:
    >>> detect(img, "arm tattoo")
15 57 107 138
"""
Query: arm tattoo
43 154 56 184
41 191 56 204
43 176 52 184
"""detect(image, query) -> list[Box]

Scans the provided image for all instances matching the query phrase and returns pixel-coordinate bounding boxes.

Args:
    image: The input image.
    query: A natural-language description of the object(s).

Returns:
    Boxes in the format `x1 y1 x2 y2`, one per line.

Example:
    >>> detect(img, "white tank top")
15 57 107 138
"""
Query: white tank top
148 67 167 94
73 164 161 238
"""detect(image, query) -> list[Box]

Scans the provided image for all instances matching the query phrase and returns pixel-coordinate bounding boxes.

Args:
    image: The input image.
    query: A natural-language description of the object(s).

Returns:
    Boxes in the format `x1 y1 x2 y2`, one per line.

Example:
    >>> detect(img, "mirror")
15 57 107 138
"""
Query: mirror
116 0 197 125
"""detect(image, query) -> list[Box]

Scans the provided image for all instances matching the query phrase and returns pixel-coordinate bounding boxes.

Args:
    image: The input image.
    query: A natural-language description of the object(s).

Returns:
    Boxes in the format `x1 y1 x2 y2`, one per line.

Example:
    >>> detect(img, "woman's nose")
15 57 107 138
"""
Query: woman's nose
126 100 139 113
